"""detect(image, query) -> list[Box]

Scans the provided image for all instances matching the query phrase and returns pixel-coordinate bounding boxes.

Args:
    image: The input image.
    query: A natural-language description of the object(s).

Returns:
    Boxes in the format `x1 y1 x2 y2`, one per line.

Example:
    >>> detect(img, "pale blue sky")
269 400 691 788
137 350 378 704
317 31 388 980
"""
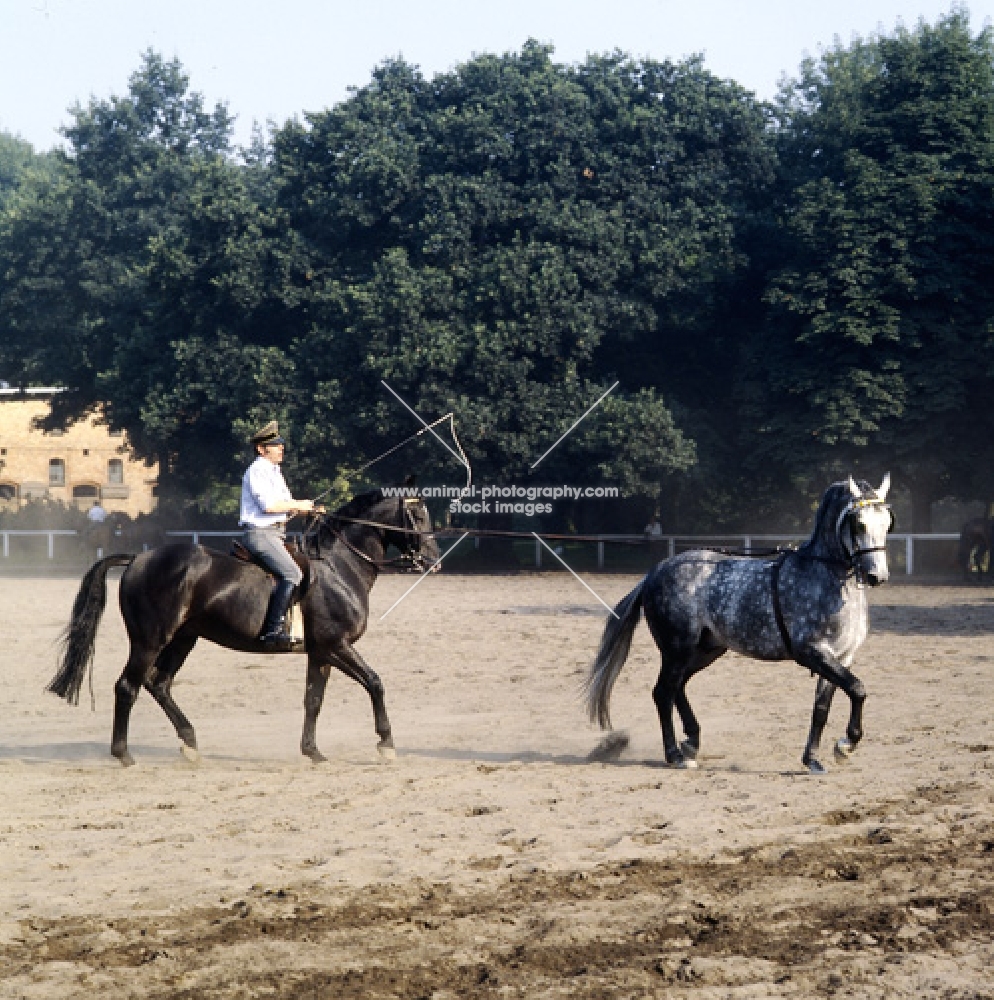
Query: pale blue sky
1 0 991 151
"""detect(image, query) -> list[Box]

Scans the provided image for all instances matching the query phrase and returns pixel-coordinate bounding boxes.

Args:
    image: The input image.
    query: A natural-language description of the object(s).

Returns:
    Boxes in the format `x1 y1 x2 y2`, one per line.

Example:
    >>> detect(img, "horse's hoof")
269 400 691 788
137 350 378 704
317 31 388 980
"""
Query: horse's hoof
377 738 396 762
834 737 855 763
680 739 699 761
666 757 697 770
807 758 827 776
114 751 135 768
303 749 329 765
180 744 201 765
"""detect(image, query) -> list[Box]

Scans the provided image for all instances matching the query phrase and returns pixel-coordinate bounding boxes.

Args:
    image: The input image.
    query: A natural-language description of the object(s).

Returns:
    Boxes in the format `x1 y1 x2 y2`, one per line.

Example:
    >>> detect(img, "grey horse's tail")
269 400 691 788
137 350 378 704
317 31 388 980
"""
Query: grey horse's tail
48 554 135 706
585 578 646 730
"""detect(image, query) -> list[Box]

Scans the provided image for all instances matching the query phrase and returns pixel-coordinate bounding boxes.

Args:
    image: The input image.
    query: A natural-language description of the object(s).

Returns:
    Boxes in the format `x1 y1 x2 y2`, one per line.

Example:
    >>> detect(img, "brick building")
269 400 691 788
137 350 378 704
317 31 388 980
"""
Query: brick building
0 388 158 516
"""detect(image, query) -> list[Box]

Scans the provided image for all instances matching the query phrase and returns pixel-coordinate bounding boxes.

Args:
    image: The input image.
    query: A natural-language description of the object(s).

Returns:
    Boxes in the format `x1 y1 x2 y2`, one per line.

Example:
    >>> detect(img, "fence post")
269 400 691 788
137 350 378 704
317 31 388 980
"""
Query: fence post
668 537 675 559
534 537 542 569
48 532 54 560
2 532 7 558
597 540 604 569
906 535 914 576
744 535 751 553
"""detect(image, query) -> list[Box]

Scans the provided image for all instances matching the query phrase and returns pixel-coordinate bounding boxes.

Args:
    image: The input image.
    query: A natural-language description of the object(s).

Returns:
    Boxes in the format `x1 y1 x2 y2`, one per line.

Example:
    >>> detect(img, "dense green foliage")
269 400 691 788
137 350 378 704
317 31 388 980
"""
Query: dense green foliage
744 10 994 527
1 13 993 531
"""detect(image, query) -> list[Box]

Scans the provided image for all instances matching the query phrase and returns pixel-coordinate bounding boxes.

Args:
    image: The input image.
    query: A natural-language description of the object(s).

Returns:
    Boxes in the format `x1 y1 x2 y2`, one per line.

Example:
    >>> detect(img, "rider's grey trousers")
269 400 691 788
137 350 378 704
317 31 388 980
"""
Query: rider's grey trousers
242 523 303 586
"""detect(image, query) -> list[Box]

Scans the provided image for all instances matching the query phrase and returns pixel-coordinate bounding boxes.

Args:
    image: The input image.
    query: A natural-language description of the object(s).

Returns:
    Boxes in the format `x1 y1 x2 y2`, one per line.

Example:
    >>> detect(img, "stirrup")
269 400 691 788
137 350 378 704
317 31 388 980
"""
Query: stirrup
259 629 293 652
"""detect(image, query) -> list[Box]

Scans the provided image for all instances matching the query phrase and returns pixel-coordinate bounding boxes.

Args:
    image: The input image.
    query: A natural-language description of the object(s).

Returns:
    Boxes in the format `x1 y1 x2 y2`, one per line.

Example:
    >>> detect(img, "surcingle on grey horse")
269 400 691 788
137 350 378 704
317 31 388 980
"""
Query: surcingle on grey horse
587 475 894 774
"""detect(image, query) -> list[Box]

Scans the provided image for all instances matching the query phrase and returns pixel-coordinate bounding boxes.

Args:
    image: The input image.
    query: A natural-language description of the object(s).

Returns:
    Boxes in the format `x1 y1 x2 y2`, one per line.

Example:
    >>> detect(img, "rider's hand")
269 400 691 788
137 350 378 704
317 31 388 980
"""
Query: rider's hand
296 499 315 513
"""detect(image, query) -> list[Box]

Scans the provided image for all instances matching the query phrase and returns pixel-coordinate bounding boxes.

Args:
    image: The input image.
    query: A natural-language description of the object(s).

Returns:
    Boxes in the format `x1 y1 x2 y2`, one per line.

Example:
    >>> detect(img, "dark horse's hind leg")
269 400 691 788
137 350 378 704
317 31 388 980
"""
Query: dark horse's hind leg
111 644 159 767
301 645 394 763
145 633 200 760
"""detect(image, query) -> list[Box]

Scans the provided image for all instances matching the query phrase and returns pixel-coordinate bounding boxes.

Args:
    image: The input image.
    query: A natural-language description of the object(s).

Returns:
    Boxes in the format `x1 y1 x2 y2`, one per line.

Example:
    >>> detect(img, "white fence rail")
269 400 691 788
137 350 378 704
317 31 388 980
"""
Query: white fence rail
0 529 963 575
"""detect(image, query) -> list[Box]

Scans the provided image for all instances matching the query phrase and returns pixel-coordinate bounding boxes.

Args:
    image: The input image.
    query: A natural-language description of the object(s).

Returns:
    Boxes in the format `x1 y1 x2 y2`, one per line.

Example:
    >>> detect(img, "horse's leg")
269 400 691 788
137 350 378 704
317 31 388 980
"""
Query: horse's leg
801 678 837 775
675 646 727 761
144 633 199 761
111 643 160 767
329 645 395 761
795 648 866 768
652 649 695 768
300 652 332 764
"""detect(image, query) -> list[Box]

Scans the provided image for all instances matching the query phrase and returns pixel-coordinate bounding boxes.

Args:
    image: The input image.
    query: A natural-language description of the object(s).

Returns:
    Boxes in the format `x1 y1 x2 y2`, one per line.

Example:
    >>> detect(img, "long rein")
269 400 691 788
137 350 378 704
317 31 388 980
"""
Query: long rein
303 497 892 572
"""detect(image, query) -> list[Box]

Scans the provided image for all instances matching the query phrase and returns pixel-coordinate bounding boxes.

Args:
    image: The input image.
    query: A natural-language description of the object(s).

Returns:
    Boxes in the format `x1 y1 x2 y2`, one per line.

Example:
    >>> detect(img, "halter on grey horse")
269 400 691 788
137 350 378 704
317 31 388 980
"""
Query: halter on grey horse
586 475 893 774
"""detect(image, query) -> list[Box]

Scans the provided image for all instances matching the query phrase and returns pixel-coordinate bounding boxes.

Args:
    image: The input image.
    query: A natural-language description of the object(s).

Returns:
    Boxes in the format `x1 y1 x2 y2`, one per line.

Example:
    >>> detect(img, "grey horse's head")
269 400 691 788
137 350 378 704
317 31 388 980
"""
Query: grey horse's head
836 474 893 586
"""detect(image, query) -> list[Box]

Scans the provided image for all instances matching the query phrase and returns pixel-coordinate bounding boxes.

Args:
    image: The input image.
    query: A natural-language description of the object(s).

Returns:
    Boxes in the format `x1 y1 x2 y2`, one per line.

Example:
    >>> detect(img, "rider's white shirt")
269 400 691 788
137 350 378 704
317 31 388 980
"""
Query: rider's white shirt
239 457 292 528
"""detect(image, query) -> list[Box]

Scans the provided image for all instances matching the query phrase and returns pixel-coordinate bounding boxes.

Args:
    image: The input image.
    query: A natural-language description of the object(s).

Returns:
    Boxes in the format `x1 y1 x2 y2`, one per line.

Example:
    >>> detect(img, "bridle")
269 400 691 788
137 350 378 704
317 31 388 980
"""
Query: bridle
831 496 894 583
308 497 433 571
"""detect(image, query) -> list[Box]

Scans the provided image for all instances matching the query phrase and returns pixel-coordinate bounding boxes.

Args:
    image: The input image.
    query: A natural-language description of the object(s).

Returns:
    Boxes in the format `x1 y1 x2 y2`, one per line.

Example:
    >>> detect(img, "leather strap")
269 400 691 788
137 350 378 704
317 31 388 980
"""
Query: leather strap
771 552 793 658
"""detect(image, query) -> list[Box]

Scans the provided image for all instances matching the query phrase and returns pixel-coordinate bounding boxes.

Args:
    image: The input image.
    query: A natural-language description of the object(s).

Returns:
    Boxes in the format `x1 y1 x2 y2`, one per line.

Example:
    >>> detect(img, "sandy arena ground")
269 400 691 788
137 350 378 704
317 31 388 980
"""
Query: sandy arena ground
1 568 993 998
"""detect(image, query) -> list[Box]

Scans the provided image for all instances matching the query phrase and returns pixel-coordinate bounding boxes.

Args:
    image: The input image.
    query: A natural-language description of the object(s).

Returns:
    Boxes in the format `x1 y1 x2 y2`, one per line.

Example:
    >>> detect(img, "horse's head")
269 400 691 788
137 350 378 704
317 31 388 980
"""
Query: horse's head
834 474 893 586
388 494 440 573
321 485 439 572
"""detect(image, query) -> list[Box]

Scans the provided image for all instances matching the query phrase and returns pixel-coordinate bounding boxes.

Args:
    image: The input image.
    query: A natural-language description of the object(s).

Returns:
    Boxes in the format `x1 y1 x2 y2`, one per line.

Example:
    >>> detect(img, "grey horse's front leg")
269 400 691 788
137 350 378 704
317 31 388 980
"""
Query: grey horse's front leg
801 678 838 775
795 648 866 773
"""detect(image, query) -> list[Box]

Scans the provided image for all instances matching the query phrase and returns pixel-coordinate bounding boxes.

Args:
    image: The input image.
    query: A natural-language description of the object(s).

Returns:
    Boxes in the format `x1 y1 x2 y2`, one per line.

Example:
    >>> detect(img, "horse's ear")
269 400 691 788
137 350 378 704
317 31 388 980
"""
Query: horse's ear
847 475 859 496
877 472 891 500
402 474 416 488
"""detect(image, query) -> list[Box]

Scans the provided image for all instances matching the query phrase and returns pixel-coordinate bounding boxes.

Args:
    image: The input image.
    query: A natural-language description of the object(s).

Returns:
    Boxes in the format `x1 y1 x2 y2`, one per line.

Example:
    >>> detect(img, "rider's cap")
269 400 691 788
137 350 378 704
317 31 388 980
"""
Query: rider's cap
250 421 285 447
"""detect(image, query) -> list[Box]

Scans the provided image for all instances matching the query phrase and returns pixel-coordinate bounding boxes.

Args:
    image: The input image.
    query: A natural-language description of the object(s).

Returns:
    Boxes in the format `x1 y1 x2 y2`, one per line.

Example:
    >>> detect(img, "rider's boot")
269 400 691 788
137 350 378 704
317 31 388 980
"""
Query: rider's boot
259 579 295 652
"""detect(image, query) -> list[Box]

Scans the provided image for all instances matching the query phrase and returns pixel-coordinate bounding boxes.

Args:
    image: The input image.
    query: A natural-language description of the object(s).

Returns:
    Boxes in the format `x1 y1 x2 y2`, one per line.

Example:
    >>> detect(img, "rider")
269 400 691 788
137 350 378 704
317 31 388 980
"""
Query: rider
240 421 317 650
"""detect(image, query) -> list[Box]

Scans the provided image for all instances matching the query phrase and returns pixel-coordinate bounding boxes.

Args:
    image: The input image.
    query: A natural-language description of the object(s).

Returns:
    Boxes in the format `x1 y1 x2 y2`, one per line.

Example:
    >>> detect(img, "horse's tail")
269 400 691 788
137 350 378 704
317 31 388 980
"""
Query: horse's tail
585 578 646 730
48 554 135 706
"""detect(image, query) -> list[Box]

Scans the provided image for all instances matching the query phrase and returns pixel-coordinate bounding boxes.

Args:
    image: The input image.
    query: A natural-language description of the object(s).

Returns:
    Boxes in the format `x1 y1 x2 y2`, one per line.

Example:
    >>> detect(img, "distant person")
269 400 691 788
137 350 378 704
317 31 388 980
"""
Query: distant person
87 500 107 524
644 517 662 537
239 421 321 650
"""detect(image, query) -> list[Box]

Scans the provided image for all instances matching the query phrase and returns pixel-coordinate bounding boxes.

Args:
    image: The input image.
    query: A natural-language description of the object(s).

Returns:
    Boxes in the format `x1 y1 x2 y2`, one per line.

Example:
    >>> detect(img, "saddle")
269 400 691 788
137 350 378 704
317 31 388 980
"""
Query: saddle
230 537 310 582
230 538 311 649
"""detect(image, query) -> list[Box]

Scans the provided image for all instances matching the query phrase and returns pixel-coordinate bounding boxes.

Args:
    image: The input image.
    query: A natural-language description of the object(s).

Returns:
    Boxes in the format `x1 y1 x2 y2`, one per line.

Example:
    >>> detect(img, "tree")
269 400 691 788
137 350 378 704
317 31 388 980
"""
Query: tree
743 12 994 528
269 44 779 510
0 53 298 492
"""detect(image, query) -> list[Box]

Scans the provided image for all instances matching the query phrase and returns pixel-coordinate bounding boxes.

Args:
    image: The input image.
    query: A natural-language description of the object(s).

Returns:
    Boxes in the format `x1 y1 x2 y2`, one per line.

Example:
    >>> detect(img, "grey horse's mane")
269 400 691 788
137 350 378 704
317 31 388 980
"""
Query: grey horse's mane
798 479 878 561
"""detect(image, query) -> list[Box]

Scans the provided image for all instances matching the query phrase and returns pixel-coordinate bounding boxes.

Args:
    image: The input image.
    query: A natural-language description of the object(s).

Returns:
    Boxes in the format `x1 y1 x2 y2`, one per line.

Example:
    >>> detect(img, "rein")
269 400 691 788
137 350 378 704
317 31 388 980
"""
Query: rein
304 499 428 570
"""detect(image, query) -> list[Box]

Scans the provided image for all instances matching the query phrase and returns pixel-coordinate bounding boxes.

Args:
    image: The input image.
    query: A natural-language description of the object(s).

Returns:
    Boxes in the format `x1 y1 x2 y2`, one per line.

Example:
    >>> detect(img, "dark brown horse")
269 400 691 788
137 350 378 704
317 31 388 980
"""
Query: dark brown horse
48 490 438 766
958 517 992 581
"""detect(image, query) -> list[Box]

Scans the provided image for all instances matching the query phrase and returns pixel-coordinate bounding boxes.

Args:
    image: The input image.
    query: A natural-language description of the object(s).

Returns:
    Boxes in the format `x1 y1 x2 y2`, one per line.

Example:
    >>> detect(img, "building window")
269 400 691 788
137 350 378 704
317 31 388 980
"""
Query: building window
108 459 124 485
73 484 100 499
0 483 17 501
49 458 66 486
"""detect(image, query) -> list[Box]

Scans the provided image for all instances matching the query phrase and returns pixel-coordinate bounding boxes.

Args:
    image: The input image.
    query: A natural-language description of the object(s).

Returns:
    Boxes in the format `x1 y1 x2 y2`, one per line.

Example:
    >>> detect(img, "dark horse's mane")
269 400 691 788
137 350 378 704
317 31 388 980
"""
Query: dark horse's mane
306 489 394 557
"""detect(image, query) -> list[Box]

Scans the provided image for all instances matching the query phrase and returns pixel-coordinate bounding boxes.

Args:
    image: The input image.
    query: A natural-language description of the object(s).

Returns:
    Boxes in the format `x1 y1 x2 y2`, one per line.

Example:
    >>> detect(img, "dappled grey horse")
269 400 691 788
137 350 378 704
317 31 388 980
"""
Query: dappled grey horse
587 476 893 773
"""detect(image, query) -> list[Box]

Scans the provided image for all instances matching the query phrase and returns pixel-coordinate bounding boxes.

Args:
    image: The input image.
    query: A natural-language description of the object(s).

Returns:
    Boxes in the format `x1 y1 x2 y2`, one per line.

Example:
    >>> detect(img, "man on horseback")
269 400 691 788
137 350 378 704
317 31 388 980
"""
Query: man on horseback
240 421 318 650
